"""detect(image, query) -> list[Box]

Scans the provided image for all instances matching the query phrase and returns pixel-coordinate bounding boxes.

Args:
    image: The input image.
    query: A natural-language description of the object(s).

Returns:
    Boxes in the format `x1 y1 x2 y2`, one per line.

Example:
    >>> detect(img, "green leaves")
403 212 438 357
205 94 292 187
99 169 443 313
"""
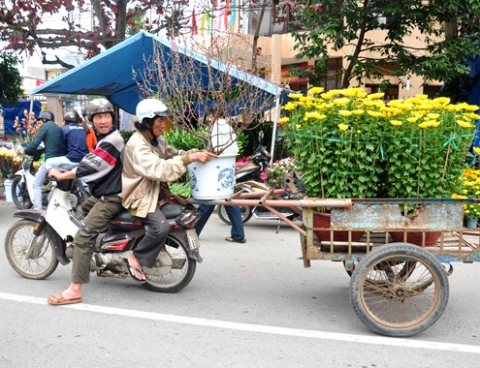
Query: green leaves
0 52 23 105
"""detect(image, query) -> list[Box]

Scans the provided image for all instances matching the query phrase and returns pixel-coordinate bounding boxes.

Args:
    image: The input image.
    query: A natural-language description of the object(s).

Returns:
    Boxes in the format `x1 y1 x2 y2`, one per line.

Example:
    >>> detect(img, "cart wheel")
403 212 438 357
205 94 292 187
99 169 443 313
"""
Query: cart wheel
349 243 449 337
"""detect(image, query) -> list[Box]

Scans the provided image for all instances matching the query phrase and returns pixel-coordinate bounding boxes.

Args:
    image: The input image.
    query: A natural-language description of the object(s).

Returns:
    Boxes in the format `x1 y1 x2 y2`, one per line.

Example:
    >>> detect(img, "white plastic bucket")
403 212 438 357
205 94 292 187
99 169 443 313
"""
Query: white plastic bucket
188 154 237 200
4 178 14 203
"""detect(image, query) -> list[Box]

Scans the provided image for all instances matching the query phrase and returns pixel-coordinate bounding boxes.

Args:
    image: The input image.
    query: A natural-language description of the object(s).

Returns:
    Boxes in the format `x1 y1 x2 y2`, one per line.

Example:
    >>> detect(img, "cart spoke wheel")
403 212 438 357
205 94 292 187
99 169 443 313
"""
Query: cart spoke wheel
350 243 449 337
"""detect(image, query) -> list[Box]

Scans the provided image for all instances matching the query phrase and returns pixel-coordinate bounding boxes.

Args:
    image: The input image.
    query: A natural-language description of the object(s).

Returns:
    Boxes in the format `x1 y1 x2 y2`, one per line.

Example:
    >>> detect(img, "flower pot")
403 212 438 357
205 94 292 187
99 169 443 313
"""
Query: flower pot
313 212 364 242
464 216 478 229
188 154 237 200
3 178 14 203
390 231 441 247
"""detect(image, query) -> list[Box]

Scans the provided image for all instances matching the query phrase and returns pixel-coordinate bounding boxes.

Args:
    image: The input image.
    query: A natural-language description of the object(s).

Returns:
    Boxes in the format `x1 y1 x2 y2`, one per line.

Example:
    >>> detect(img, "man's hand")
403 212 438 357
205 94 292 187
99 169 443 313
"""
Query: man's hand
17 147 25 155
189 151 219 163
48 168 77 181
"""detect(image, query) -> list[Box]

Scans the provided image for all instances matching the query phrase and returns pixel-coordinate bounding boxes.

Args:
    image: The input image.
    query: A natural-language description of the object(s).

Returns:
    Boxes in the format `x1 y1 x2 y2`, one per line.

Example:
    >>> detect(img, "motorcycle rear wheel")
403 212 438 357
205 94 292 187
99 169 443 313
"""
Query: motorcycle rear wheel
218 204 253 225
143 235 196 293
11 176 33 209
5 219 58 279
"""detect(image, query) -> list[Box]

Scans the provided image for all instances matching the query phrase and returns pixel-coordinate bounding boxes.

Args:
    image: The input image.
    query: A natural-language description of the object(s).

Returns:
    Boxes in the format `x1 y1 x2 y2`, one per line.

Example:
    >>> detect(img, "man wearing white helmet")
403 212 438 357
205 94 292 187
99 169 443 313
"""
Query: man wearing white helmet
121 98 214 282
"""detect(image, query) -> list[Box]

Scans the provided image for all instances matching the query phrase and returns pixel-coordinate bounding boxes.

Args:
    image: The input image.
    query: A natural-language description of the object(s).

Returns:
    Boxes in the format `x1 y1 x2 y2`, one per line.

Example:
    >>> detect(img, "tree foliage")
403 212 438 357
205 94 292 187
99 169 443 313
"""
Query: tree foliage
290 0 480 90
0 52 23 104
0 0 191 68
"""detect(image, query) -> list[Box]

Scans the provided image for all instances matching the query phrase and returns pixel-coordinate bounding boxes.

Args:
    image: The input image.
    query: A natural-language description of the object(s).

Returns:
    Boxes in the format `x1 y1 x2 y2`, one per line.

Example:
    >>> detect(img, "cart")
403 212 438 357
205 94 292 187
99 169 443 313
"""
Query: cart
195 189 480 338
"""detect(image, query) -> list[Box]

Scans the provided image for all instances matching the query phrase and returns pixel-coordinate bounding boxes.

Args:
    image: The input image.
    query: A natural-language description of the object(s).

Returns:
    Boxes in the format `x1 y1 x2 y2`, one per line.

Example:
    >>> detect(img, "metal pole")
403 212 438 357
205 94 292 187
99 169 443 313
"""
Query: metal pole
269 97 280 165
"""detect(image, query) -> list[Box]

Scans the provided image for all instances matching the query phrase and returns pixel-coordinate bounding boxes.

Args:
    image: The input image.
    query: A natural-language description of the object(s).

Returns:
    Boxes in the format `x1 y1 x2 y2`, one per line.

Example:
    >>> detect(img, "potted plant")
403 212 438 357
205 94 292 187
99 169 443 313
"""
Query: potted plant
280 87 478 242
266 157 297 188
454 166 480 229
0 148 23 202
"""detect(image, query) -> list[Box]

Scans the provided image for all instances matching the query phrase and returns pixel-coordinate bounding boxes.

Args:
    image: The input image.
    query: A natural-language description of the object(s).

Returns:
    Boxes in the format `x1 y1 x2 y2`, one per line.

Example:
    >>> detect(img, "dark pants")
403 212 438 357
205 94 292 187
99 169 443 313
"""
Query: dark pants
133 207 170 268
71 194 123 284
195 204 245 240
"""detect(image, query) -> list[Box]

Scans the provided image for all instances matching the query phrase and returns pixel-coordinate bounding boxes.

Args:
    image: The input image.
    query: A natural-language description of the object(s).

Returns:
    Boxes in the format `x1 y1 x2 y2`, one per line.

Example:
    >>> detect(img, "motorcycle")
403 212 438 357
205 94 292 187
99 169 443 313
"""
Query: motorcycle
5 176 202 293
11 156 90 210
217 145 305 231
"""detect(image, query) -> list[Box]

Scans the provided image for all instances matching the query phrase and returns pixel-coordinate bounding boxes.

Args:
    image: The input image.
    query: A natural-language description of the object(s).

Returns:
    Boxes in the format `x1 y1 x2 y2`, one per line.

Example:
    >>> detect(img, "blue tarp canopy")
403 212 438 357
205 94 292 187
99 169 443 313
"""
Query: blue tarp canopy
30 31 287 116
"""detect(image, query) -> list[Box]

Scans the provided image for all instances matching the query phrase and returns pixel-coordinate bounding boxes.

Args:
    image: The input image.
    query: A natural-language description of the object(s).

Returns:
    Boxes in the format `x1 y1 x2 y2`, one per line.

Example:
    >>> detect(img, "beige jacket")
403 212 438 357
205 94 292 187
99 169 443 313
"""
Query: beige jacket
122 130 197 218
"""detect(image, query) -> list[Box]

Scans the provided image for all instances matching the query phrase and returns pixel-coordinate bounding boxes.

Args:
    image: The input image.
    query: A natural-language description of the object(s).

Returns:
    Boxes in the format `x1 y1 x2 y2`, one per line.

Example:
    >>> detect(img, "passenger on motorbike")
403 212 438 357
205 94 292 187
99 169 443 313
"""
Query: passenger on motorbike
43 109 89 171
46 99 125 305
17 111 61 210
121 98 215 282
80 108 97 152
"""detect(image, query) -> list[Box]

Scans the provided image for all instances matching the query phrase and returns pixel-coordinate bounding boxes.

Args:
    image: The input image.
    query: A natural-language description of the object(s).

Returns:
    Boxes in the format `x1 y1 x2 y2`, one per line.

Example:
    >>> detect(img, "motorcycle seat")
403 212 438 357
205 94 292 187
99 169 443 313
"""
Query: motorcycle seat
112 204 185 223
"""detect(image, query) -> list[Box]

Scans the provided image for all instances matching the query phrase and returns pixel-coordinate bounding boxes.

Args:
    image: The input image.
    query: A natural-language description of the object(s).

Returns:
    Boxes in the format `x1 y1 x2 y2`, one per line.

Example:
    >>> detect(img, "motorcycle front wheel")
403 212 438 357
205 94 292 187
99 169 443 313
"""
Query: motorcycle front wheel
11 176 33 209
218 204 253 225
143 235 196 293
5 219 58 279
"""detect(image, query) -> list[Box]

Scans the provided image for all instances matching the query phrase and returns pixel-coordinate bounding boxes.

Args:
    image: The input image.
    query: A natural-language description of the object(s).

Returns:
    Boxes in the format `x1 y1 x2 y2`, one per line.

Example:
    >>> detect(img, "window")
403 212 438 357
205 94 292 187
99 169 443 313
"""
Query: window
365 84 399 101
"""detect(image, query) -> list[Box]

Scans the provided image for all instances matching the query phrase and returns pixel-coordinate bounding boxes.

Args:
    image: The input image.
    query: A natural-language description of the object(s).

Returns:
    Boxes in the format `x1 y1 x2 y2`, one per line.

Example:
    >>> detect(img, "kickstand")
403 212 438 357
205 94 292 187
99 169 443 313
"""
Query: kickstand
275 218 283 234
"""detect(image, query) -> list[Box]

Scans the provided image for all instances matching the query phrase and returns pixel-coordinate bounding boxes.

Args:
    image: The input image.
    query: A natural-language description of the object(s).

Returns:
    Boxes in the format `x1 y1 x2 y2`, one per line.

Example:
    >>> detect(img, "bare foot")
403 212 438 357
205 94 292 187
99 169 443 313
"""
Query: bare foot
61 283 82 300
128 254 146 281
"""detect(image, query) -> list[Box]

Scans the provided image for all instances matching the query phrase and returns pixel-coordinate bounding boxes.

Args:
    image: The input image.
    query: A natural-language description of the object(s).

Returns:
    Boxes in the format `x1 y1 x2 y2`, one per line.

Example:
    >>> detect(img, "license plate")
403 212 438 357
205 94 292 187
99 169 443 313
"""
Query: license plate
186 229 200 251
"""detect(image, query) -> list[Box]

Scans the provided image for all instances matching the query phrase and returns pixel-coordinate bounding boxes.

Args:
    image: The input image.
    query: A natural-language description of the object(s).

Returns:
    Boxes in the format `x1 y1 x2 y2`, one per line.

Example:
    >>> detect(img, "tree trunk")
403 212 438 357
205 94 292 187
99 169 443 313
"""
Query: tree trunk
251 0 268 71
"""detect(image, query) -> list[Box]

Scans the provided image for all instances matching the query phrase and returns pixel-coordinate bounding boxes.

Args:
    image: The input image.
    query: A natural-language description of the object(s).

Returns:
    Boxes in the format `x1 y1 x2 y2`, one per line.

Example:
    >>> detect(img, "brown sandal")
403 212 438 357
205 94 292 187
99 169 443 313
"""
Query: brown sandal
47 293 82 305
225 237 246 243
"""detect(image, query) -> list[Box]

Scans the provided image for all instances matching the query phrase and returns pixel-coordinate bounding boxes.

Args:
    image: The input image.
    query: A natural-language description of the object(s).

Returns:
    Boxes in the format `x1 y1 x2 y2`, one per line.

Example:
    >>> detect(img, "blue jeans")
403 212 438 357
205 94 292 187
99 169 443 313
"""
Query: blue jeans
44 156 79 170
33 163 48 210
195 205 245 241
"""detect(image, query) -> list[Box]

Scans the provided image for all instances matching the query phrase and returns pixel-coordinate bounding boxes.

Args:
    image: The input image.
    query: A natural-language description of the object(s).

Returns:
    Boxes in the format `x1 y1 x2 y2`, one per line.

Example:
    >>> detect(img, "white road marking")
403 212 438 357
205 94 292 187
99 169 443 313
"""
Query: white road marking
1 291 479 354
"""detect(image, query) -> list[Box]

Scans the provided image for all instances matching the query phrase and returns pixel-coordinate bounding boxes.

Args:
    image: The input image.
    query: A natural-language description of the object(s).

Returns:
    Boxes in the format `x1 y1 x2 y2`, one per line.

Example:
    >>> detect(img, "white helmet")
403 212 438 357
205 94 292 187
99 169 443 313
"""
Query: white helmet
136 99 170 126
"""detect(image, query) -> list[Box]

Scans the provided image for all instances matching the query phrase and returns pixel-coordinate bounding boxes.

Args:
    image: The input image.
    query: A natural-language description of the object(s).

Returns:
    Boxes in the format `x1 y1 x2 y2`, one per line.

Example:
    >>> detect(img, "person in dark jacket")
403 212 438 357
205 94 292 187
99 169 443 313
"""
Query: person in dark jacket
44 109 89 171
46 99 125 306
17 111 61 210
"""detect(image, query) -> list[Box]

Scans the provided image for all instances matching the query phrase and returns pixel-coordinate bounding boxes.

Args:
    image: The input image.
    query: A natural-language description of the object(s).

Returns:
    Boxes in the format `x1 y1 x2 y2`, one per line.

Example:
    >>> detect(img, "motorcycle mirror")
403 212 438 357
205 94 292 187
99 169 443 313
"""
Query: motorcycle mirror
258 130 264 144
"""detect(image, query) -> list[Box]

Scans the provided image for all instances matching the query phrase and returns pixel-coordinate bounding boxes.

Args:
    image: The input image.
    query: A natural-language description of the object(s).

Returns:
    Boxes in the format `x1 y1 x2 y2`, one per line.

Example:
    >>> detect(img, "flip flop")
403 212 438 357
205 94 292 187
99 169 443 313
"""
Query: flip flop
225 237 246 243
122 258 146 284
47 293 82 306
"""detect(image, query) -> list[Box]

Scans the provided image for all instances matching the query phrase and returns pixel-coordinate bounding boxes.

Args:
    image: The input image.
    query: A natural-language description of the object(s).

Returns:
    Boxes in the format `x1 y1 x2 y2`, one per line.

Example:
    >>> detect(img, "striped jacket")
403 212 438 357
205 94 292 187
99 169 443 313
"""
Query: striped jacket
72 128 124 198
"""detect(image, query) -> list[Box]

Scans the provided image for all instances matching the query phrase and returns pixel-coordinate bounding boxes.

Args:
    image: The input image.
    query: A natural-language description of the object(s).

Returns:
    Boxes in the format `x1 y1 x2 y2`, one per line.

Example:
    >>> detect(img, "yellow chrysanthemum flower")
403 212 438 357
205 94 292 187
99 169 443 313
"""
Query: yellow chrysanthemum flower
282 102 296 111
333 97 350 106
418 121 430 129
389 120 402 126
407 117 418 123
368 92 385 99
308 87 324 95
339 110 352 117
296 124 302 129
434 97 451 105
288 93 302 99
387 100 402 107
416 94 428 100
457 121 473 128
321 93 334 100
366 111 382 118
352 109 364 115
465 104 479 112
278 117 289 123
341 89 357 97
338 123 349 131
